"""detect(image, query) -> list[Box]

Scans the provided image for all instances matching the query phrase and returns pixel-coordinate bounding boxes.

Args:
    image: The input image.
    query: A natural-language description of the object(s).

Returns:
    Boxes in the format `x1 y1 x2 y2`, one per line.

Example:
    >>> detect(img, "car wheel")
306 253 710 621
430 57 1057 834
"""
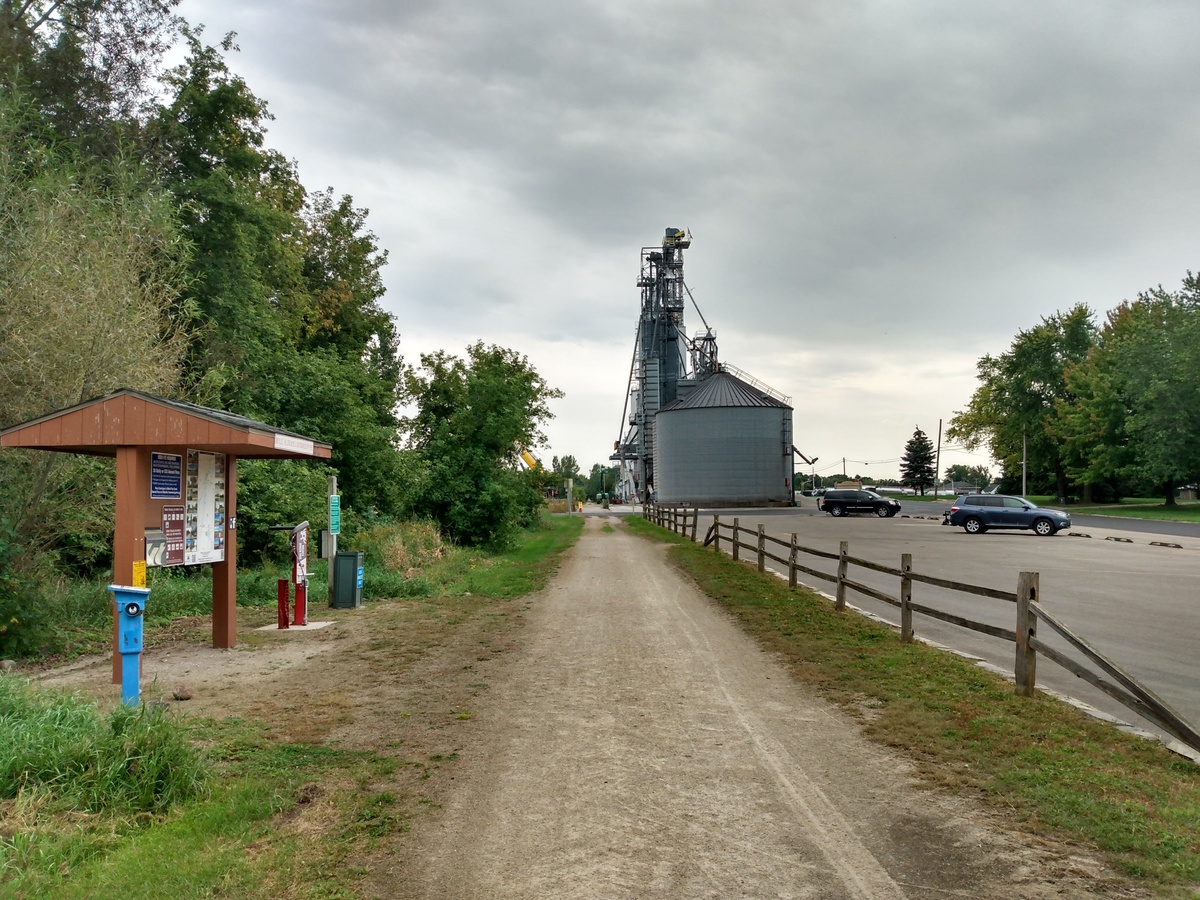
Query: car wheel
963 516 985 534
1033 518 1056 536
874 505 890 517
829 504 846 517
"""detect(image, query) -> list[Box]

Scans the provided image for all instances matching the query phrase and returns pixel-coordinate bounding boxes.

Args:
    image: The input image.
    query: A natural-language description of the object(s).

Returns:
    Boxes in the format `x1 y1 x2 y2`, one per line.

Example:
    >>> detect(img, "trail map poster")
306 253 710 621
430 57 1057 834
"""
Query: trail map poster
185 450 226 565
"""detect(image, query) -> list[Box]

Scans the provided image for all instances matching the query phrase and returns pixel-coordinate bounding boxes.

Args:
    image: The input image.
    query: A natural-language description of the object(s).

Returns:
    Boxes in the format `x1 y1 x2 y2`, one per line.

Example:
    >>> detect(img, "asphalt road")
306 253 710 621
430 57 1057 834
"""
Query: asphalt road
605 503 1200 752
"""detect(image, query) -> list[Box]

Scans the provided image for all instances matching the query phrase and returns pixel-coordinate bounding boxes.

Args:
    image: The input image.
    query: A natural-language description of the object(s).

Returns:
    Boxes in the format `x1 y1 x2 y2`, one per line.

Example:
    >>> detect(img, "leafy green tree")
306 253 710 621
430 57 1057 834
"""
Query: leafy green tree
1 0 183 148
1088 279 1200 503
0 90 192 570
550 455 583 498
1057 303 1145 501
586 463 619 499
944 464 991 487
404 343 562 548
900 427 936 494
233 458 333 563
948 305 1096 501
149 30 306 405
150 34 406 520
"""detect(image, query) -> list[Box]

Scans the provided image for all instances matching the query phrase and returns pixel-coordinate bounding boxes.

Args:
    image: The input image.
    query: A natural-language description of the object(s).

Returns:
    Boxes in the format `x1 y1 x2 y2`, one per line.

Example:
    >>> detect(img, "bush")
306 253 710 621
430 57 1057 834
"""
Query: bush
0 524 46 658
0 677 208 812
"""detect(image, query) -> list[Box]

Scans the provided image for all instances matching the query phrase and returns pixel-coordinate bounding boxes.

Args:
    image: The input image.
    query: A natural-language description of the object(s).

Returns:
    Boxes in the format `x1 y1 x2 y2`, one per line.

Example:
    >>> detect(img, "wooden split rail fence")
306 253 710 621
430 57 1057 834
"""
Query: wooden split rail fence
642 504 1200 753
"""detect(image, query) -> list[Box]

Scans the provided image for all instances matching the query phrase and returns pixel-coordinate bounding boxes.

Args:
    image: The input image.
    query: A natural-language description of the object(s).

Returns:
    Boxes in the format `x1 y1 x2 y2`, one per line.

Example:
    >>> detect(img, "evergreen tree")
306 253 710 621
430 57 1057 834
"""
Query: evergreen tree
900 427 936 495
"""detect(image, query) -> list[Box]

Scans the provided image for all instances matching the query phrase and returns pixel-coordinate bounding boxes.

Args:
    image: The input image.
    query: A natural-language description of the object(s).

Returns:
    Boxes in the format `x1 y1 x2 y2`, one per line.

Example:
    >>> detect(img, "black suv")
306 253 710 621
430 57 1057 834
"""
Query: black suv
944 494 1070 536
818 489 901 518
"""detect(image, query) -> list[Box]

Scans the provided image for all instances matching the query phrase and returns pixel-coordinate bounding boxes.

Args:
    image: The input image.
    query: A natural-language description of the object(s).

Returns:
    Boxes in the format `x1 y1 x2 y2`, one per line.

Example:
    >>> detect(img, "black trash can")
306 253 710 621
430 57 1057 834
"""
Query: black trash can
331 551 364 608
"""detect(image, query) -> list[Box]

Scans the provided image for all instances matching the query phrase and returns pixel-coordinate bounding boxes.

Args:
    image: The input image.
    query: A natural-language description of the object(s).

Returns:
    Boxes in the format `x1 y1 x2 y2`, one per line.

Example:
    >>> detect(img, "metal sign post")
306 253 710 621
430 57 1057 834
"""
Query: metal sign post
327 475 339 599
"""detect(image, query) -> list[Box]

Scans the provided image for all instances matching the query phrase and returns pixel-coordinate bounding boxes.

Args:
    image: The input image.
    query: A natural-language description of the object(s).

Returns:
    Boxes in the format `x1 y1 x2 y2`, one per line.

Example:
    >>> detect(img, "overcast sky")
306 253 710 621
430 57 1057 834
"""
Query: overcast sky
176 0 1200 482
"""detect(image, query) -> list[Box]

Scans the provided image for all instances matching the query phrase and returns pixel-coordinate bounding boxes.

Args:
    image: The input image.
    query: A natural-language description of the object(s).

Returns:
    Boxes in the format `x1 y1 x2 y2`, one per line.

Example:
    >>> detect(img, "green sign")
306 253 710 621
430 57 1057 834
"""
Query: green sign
329 495 341 535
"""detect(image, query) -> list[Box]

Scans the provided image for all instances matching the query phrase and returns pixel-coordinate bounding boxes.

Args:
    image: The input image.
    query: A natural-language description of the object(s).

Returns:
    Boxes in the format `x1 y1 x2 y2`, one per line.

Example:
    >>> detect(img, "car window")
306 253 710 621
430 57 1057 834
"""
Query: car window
1002 497 1026 508
975 496 1000 507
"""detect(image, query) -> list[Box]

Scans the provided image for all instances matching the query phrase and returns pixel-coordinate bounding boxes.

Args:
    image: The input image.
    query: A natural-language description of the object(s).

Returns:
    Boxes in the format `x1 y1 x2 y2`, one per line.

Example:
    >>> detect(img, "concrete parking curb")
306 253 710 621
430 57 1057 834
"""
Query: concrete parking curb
1066 531 1186 548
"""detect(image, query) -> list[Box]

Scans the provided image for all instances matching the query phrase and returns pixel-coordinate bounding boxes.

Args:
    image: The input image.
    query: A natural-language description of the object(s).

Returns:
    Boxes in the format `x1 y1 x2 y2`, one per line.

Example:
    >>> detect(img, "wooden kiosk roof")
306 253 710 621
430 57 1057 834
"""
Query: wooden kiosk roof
1 389 332 684
0 389 333 459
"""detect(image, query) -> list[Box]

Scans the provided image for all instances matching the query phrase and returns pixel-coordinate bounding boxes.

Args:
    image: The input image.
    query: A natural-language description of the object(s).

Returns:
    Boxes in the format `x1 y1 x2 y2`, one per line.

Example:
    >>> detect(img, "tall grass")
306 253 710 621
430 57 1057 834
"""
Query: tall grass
0 676 208 813
13 511 581 662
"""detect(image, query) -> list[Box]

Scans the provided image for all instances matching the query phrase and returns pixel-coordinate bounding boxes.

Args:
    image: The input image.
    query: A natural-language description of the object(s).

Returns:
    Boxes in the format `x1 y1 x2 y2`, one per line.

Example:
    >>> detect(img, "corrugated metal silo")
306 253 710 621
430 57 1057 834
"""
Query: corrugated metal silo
654 371 793 506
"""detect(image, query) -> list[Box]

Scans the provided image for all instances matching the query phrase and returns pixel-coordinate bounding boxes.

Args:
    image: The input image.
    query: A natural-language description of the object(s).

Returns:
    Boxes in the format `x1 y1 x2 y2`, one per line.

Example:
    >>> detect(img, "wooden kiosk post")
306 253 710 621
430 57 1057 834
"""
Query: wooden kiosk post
1 389 332 683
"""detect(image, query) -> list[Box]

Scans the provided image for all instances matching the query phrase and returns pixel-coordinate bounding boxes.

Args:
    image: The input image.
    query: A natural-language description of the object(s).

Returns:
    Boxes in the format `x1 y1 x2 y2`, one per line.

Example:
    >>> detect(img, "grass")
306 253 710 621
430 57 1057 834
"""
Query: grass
2 512 584 897
627 514 1200 892
1066 500 1200 524
0 676 209 814
17 513 585 665
2 716 365 899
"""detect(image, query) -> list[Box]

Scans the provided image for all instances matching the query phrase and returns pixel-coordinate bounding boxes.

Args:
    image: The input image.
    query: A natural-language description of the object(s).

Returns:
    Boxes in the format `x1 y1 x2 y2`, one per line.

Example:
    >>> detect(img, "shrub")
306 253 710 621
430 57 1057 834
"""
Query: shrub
0 677 208 812
0 524 46 658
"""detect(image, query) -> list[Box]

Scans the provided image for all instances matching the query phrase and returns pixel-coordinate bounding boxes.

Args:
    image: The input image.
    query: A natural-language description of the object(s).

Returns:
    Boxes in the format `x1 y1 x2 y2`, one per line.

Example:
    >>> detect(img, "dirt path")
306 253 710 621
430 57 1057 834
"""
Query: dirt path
397 517 1136 899
27 516 1142 898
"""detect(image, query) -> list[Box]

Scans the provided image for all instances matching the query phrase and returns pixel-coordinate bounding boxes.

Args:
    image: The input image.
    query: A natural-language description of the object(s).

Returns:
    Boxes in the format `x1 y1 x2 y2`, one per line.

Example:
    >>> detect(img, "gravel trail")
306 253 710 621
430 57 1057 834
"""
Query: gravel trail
402 516 1134 899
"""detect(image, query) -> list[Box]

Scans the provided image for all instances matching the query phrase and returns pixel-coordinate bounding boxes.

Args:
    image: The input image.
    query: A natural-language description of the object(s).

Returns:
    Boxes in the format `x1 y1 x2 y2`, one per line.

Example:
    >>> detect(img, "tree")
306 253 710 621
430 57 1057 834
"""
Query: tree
551 455 582 497
150 34 408 520
404 343 562 548
586 463 619 499
1 0 184 149
944 464 991 487
948 305 1096 501
1068 278 1200 504
149 30 306 405
900 427 936 494
0 90 192 570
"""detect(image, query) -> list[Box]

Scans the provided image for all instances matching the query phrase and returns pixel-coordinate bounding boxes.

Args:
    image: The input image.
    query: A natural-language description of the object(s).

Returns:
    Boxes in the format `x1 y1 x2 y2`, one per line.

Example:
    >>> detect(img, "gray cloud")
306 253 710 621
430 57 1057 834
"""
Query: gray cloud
178 0 1200 473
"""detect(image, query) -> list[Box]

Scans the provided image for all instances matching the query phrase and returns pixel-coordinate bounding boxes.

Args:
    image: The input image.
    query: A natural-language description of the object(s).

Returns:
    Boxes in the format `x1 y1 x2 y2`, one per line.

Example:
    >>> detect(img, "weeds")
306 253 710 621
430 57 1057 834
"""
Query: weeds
0 677 208 813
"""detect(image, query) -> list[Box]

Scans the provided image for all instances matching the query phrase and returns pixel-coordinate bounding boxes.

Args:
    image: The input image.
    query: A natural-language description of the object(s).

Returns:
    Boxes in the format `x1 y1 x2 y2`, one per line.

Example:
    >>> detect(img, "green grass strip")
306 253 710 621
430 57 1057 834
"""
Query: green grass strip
627 516 1200 888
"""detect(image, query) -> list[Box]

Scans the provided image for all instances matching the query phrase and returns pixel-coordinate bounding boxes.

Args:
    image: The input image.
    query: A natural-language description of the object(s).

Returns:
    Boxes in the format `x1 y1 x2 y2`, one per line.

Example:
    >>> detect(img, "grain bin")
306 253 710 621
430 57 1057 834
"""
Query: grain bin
653 371 793 506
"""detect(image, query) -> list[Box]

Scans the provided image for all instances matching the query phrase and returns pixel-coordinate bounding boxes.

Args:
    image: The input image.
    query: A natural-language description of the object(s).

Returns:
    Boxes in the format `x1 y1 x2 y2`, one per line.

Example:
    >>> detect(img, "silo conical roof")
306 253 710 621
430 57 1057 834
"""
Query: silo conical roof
659 371 790 411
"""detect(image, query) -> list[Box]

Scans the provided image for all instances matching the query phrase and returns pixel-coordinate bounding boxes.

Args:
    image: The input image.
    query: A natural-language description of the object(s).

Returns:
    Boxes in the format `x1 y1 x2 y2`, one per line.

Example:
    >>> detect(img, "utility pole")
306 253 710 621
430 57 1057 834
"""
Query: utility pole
933 419 942 500
1022 428 1027 497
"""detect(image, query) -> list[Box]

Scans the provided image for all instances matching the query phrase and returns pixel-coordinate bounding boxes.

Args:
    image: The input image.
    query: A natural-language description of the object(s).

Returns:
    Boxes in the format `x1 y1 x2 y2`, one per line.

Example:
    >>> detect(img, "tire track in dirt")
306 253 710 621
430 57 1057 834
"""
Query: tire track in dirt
399 516 1141 899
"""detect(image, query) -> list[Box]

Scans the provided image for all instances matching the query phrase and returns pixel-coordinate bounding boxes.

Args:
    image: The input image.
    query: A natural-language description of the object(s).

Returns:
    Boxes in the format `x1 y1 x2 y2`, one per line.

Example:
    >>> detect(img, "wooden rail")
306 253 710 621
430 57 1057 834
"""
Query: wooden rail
640 505 1200 753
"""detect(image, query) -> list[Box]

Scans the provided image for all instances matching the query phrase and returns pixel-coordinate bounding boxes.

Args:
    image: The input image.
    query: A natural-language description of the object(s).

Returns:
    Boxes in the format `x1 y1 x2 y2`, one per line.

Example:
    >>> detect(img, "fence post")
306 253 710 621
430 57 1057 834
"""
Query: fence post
691 507 698 542
788 533 798 588
733 519 740 562
757 524 765 573
835 541 849 610
713 514 721 553
900 553 913 642
1015 571 1039 697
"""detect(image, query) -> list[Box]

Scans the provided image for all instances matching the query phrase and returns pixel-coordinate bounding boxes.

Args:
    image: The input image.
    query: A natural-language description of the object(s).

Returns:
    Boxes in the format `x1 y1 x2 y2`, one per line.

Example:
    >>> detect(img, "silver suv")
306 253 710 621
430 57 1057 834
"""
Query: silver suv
944 495 1070 536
